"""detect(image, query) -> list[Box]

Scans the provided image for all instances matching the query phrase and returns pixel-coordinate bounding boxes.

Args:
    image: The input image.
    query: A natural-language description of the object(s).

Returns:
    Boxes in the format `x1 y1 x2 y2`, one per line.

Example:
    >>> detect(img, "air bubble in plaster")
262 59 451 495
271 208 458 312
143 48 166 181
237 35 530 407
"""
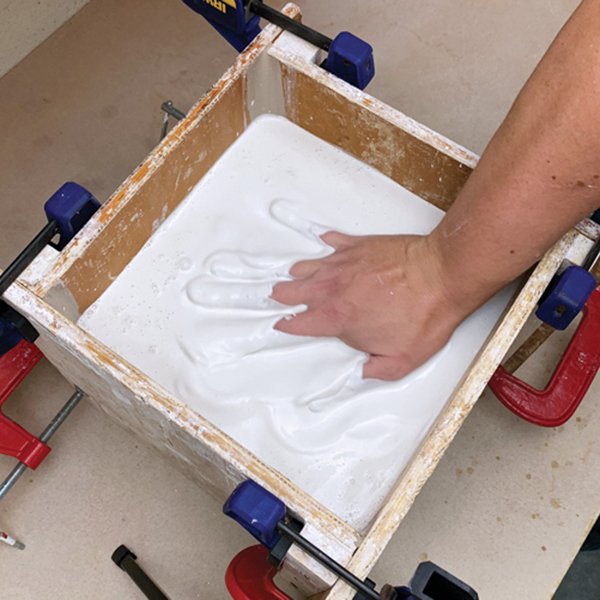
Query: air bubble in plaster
177 257 193 271
78 115 515 531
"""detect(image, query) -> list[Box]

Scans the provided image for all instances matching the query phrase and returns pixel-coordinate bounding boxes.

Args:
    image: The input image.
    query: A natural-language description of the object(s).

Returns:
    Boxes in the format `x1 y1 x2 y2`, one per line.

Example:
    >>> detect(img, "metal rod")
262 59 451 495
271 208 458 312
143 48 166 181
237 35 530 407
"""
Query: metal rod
0 220 59 297
0 389 85 501
160 112 170 142
160 101 186 121
276 521 380 600
248 0 333 51
583 236 600 272
160 101 186 141
112 546 170 600
1 531 25 550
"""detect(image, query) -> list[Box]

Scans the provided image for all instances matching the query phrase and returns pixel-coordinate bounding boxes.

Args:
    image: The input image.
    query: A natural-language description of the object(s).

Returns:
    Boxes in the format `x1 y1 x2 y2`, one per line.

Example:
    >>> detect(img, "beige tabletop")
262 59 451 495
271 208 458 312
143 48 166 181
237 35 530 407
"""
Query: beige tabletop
0 1 596 599
370 318 600 599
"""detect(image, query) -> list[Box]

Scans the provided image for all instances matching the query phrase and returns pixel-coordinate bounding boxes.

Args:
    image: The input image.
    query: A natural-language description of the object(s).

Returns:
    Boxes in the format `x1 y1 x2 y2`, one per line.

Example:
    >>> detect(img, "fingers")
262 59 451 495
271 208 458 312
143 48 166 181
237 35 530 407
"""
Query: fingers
271 279 306 306
289 258 322 279
272 270 337 306
320 230 354 250
288 231 354 277
363 354 415 381
274 310 340 338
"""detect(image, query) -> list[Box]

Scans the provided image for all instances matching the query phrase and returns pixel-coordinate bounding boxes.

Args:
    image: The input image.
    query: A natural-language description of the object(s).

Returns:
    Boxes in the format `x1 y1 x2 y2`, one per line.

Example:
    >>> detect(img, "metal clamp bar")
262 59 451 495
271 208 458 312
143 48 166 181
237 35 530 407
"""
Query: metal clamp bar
0 220 59 298
160 101 186 141
248 0 333 51
276 521 381 600
160 101 186 121
0 389 85 501
582 235 600 272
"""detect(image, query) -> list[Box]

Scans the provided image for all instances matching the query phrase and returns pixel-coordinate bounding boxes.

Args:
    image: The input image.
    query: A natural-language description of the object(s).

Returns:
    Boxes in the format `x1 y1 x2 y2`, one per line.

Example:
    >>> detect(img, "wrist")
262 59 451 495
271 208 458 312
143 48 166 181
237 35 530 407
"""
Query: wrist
422 230 491 324
407 233 474 329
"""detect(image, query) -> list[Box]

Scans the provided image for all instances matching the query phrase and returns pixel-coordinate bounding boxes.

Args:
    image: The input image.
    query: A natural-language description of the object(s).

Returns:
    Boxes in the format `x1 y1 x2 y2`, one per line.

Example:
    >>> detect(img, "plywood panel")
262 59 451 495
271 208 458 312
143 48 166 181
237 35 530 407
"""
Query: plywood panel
55 75 247 313
272 47 477 212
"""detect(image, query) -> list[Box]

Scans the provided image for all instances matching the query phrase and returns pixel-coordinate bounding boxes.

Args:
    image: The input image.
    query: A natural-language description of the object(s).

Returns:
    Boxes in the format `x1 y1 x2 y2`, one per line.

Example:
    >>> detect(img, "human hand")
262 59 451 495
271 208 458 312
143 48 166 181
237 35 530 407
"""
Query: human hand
271 232 468 381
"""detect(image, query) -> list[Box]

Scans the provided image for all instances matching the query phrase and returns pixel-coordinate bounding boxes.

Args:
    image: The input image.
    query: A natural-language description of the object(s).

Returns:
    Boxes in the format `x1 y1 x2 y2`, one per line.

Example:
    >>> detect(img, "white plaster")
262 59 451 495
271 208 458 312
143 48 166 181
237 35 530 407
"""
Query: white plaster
79 115 515 530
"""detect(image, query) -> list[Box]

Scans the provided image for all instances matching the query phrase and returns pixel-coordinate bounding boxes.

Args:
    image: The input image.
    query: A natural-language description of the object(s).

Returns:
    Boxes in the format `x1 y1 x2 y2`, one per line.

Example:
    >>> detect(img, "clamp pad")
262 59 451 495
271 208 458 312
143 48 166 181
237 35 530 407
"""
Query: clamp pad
224 480 286 550
44 182 100 251
326 32 375 90
536 265 596 330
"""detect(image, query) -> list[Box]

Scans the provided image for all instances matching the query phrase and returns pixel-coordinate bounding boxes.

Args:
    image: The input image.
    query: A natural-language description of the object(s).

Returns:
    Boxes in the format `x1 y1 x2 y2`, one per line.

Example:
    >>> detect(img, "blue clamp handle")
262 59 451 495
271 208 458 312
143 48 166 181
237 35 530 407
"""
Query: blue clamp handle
44 182 100 250
0 317 23 357
536 265 597 330
181 0 262 52
326 32 375 90
223 480 286 550
181 0 375 89
0 182 98 357
206 18 262 52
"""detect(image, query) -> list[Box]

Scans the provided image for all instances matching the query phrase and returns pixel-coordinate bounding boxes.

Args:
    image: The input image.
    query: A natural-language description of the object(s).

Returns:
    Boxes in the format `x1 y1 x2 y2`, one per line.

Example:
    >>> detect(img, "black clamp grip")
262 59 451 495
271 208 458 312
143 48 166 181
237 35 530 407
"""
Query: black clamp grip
268 516 303 567
410 562 478 600
0 301 39 344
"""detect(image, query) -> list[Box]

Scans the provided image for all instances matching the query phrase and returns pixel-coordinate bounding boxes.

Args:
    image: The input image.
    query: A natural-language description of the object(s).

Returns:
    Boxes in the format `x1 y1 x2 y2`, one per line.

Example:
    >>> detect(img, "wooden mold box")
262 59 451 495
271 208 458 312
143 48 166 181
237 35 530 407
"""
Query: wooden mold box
5 4 600 598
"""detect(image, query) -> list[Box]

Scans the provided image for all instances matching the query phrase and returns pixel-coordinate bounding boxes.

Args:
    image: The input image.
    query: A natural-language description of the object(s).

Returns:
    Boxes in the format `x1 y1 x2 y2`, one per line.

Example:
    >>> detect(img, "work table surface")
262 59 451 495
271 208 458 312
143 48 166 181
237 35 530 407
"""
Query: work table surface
0 1 596 599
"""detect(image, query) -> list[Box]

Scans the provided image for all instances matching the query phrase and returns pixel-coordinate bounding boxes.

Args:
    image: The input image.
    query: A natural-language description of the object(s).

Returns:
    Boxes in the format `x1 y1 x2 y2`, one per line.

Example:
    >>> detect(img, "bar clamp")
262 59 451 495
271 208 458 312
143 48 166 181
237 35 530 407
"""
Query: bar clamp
224 480 478 600
181 0 375 89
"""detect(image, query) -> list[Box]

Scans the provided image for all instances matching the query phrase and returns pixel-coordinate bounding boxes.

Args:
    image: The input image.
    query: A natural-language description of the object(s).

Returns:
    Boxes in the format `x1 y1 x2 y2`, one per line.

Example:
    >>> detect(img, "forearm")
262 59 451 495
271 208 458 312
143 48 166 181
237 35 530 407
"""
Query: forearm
272 0 600 381
432 0 600 314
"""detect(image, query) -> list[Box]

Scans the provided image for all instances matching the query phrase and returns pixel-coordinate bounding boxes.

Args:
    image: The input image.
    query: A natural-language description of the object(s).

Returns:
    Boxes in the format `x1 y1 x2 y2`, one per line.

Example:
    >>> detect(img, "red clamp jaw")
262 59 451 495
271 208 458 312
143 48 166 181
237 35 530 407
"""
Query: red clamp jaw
0 340 47 469
226 545 292 600
489 286 600 427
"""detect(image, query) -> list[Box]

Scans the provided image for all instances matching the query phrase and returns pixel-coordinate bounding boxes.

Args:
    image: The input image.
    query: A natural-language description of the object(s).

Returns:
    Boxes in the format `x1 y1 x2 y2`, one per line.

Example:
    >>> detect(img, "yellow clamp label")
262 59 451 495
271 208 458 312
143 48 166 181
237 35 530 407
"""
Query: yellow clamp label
202 0 236 13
